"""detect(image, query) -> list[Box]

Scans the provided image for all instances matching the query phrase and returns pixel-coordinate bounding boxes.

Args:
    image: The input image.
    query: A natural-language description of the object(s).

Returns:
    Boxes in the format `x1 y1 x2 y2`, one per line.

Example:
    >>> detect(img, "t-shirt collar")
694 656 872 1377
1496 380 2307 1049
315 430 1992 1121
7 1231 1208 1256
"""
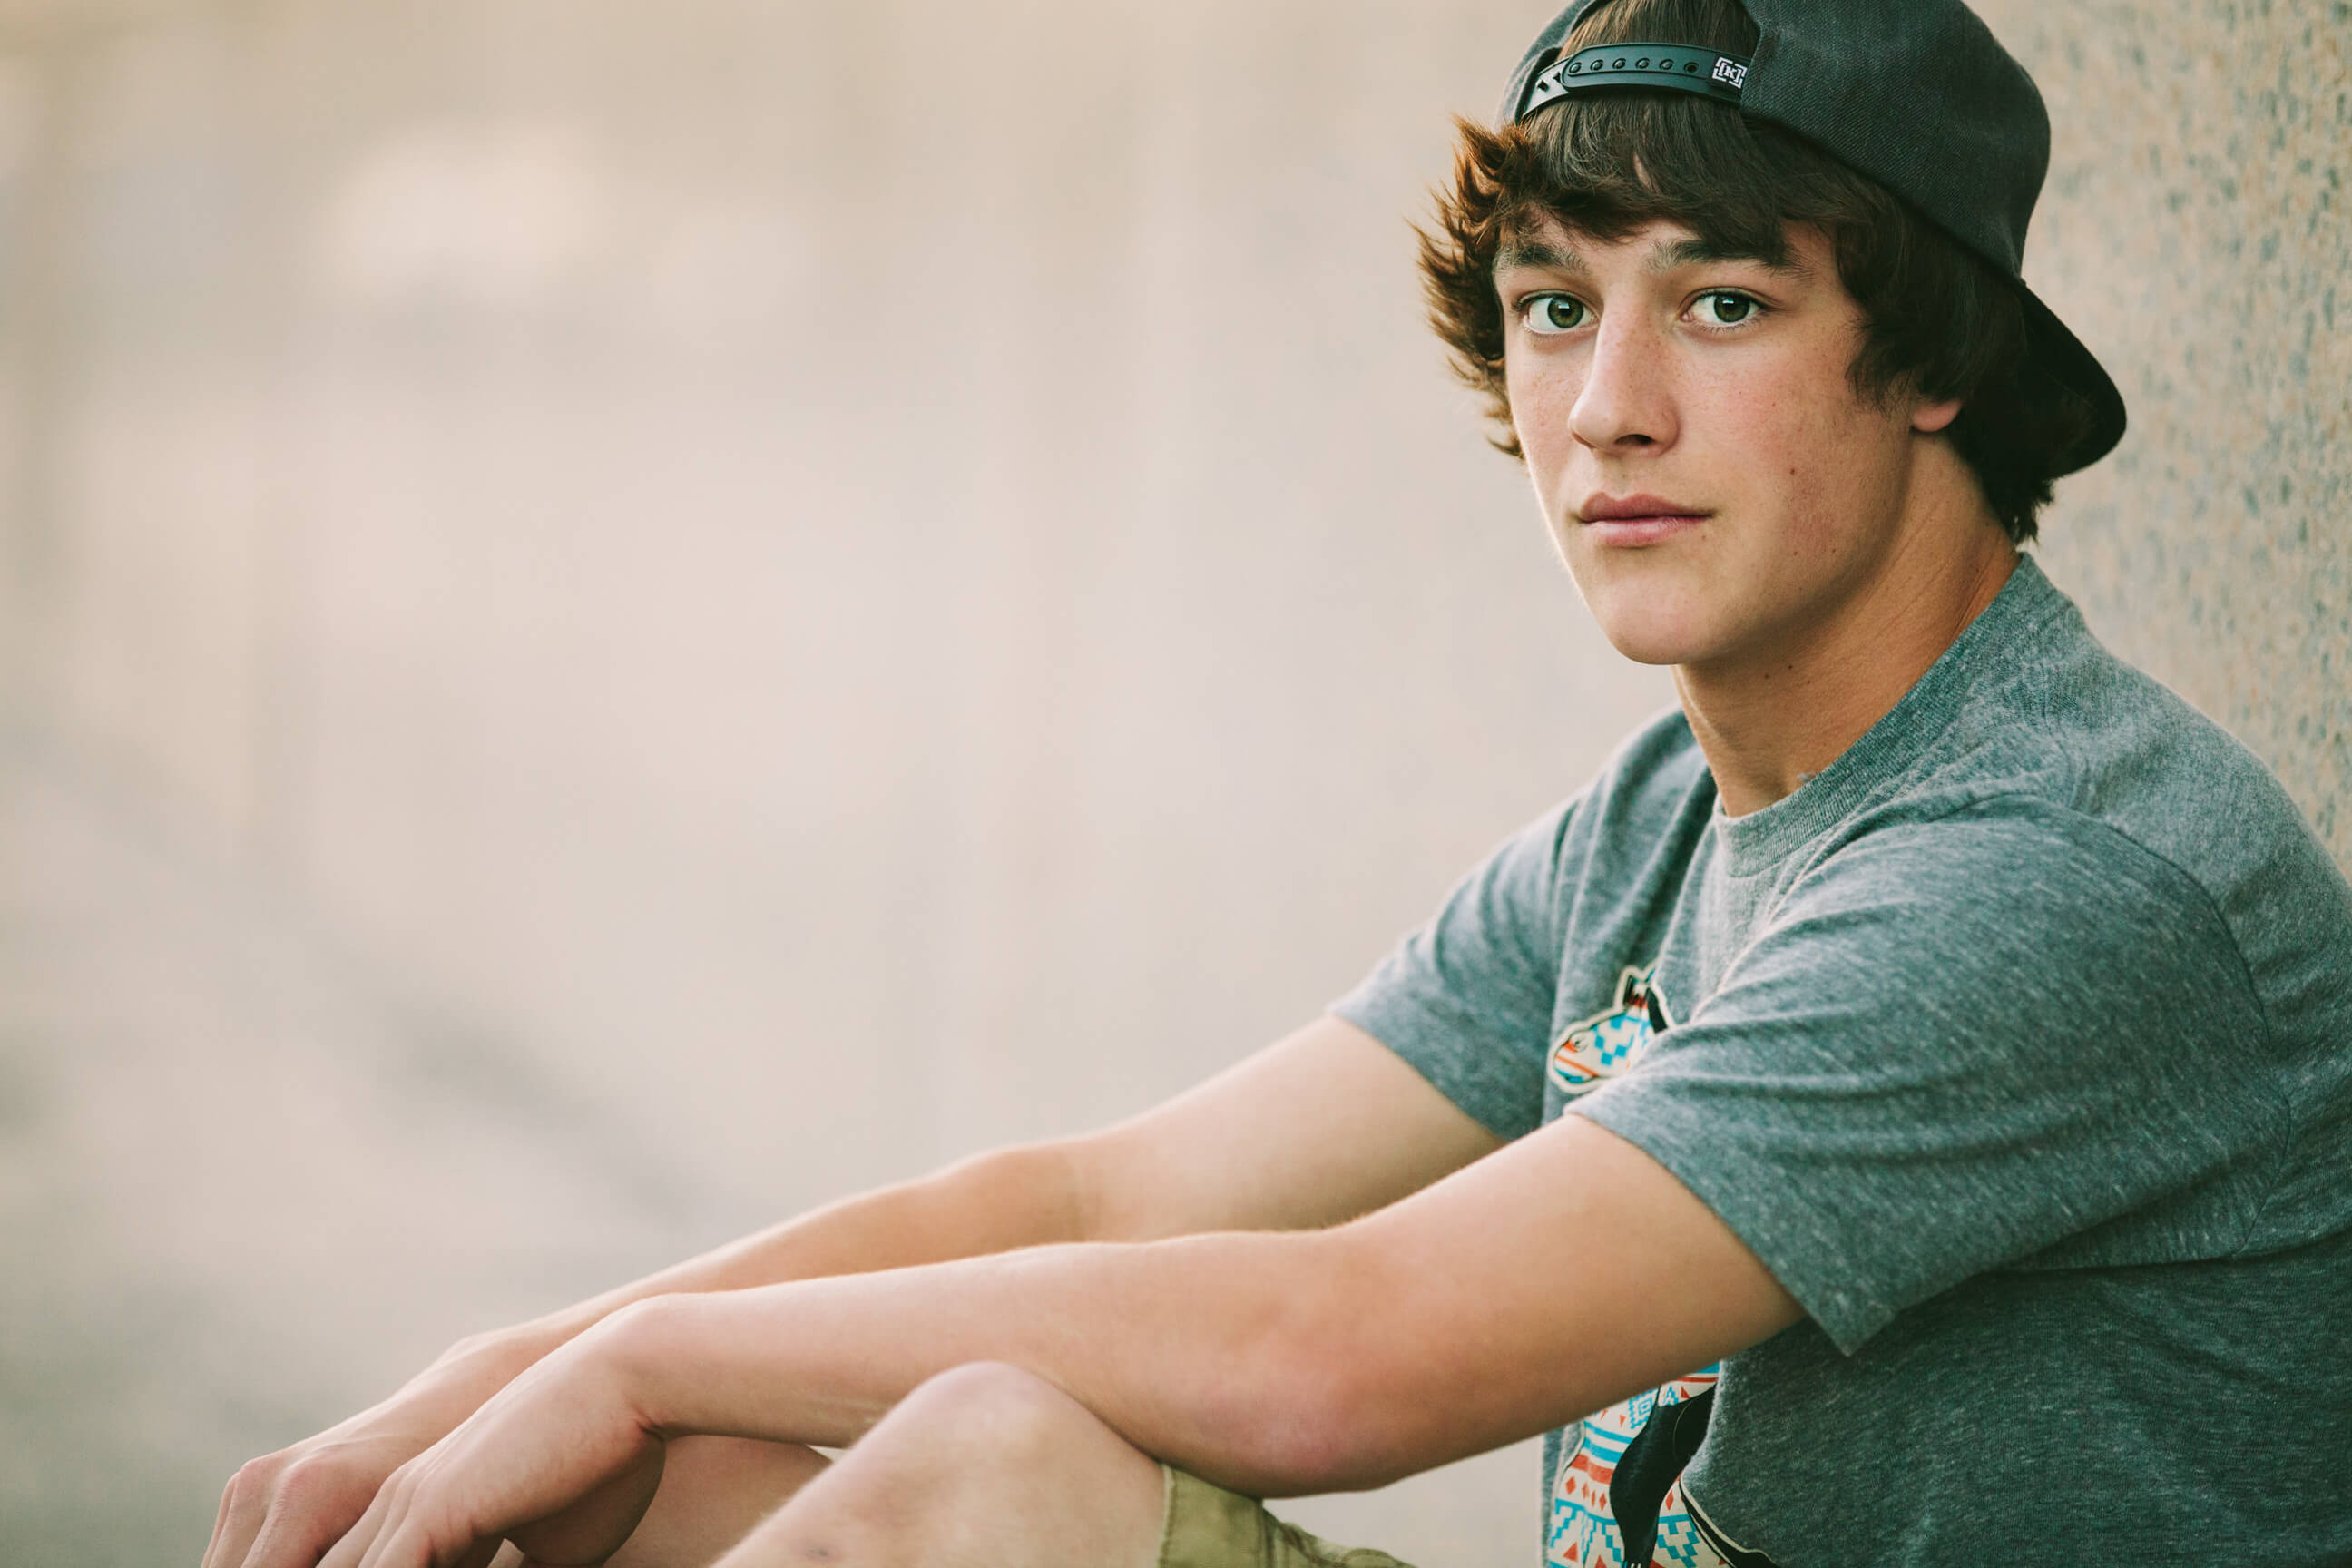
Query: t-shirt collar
1710 554 2070 876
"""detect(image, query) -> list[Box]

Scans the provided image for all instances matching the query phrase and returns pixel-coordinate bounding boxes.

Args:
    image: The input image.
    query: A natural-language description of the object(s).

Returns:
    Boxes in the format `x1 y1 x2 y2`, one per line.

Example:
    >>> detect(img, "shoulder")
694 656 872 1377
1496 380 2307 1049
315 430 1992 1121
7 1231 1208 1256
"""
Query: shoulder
1787 798 2251 986
1885 581 2351 965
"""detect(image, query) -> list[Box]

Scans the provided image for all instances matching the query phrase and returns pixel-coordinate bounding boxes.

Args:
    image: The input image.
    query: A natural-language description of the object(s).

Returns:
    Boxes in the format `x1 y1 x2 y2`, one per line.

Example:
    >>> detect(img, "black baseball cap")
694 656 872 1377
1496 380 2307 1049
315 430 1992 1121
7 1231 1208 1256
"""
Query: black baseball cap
1500 0 2127 476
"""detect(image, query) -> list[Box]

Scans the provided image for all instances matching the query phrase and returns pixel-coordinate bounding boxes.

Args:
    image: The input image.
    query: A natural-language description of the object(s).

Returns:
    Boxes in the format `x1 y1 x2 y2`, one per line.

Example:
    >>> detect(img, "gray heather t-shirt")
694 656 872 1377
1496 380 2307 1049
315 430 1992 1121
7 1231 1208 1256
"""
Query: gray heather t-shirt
1334 556 2352 1567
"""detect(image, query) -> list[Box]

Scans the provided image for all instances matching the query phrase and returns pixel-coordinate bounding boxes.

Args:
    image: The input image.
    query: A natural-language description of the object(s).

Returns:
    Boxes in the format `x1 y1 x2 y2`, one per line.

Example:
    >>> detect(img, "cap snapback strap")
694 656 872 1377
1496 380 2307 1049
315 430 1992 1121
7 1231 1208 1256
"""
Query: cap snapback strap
1515 42 1752 121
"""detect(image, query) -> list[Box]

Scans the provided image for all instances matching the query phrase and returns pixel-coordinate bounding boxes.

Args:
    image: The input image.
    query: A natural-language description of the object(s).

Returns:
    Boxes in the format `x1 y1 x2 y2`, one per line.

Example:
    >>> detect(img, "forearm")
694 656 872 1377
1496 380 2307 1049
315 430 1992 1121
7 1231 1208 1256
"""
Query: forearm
496 1142 1092 1361
612 1230 1362 1496
335 1118 1797 1568
596 1117 1801 1501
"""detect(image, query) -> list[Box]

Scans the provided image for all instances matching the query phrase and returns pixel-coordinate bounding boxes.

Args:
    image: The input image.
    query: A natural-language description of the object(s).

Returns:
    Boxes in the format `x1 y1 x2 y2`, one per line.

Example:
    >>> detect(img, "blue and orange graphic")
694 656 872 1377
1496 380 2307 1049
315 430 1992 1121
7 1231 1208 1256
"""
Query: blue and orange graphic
1544 961 1720 1566
1549 963 1675 1098
1547 1368 1724 1568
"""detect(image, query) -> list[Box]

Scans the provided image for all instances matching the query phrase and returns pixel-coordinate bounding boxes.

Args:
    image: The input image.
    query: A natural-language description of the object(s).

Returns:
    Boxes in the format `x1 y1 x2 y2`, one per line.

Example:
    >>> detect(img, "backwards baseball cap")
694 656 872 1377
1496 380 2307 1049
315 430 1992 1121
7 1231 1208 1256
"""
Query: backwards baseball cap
1500 0 2127 476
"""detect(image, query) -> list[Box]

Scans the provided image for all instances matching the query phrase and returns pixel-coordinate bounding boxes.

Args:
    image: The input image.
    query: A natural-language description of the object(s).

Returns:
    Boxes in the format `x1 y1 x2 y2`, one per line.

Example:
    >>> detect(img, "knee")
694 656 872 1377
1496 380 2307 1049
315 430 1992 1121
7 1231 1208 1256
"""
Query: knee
731 1365 1098 1563
880 1361 1088 1465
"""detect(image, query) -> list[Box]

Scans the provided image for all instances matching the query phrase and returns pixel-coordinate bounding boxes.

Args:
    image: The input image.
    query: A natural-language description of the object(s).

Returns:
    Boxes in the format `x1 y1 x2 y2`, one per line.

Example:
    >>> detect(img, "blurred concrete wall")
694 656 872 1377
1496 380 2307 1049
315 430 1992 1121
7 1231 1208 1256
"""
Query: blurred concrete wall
0 0 2341 1563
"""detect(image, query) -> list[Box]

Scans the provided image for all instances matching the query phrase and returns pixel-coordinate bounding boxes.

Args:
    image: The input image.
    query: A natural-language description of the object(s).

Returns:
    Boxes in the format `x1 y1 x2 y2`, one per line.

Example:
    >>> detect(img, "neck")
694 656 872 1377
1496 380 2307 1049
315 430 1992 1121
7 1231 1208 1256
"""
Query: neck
1676 509 2018 819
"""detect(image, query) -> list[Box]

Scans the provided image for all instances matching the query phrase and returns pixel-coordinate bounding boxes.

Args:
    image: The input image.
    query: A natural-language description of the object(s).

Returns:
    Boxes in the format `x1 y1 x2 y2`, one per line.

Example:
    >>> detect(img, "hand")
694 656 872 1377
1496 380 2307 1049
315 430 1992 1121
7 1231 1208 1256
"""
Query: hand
317 1312 667 1568
203 1332 547 1568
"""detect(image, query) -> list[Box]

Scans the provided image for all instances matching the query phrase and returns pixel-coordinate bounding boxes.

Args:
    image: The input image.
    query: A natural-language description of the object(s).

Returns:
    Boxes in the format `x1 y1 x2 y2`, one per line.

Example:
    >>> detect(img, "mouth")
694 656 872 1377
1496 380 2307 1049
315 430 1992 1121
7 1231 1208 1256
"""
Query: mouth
1575 492 1710 546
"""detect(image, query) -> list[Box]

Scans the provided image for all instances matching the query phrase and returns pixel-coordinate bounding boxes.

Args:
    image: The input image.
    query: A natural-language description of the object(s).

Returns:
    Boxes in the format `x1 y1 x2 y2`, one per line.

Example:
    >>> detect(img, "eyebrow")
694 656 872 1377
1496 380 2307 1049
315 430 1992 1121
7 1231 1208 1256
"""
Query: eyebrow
1494 235 1811 280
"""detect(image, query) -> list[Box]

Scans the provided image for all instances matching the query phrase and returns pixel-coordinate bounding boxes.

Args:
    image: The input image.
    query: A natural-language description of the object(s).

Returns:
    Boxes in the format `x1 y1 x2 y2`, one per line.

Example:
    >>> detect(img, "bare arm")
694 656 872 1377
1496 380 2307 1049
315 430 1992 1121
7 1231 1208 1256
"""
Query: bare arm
318 1112 1800 1568
203 1134 1095 1568
556 1012 1497 1311
630 1114 1798 1492
206 1015 1493 1567
411 1014 1497 1367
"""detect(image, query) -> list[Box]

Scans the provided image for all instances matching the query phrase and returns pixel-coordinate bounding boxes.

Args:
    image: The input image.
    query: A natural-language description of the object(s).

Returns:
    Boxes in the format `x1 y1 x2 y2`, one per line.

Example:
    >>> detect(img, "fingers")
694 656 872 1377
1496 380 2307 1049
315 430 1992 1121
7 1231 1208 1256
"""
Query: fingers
312 1477 390 1568
259 1455 399 1568
204 1452 375 1568
201 1456 270 1568
318 1468 453 1568
313 1452 493 1568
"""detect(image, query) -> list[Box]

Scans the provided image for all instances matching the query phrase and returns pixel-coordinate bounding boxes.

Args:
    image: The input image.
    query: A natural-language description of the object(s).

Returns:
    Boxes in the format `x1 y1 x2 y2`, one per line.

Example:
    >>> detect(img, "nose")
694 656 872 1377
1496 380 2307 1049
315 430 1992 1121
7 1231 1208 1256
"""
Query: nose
1568 313 1678 453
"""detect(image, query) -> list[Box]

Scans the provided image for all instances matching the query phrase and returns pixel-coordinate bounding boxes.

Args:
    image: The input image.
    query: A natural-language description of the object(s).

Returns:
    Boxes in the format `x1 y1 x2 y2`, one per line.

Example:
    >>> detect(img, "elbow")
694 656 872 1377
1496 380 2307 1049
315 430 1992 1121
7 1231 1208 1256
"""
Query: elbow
1220 1339 1431 1497
1241 1368 1407 1497
1200 1251 1436 1496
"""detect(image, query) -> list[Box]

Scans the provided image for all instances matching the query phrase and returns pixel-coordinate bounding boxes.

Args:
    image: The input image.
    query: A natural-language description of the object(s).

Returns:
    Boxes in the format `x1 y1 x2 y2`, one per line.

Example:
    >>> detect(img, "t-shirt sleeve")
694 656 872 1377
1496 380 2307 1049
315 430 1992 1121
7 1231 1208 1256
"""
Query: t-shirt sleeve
1571 800 2281 1354
1330 799 1581 1142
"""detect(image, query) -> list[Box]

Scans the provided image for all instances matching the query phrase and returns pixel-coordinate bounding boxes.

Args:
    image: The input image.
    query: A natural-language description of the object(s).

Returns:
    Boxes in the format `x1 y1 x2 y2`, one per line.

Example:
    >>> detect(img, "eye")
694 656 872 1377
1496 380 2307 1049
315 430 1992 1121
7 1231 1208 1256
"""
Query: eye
1692 290 1762 327
1520 293 1592 335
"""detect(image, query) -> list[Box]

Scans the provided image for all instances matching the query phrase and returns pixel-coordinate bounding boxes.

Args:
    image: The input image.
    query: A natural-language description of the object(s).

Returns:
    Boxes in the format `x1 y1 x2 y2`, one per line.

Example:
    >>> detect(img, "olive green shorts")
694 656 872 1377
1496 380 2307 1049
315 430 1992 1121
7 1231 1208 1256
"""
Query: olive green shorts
1157 1465 1417 1568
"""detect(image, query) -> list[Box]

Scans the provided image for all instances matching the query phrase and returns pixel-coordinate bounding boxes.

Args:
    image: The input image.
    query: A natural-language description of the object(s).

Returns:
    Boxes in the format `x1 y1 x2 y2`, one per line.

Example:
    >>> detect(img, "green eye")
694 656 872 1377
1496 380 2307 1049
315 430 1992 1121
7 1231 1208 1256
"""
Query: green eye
1696 291 1759 326
1524 294 1591 334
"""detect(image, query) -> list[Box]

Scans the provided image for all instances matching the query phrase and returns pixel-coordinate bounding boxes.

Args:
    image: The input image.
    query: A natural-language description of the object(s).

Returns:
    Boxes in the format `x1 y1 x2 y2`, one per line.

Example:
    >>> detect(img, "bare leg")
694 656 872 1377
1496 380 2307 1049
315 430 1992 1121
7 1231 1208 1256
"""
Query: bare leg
717 1362 1169 1568
612 1437 832 1568
490 1436 831 1568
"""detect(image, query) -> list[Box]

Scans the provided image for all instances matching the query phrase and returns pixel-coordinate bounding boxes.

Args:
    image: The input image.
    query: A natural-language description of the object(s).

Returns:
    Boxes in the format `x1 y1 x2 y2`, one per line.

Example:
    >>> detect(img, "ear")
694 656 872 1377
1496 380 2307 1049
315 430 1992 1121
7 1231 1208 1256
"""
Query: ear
1911 396 1963 435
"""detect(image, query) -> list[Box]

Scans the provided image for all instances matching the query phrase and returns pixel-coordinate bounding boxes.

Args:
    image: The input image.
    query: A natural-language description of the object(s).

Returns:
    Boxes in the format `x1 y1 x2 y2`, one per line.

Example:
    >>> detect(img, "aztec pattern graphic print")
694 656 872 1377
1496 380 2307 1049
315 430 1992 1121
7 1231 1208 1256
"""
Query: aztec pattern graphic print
1544 964 1725 1568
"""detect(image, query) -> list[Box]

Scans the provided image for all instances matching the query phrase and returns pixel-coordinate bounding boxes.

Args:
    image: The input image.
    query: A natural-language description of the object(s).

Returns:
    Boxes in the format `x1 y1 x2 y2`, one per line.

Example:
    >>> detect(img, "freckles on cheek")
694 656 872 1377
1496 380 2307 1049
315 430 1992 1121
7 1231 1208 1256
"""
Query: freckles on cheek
1734 363 1870 557
1505 357 1543 433
1509 368 1579 492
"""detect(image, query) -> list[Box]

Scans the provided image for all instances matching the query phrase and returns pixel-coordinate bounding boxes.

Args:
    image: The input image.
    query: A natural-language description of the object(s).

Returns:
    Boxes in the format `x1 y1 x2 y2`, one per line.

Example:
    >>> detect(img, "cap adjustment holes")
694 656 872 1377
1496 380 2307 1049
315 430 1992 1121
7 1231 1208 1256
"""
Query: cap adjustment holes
1542 44 1755 101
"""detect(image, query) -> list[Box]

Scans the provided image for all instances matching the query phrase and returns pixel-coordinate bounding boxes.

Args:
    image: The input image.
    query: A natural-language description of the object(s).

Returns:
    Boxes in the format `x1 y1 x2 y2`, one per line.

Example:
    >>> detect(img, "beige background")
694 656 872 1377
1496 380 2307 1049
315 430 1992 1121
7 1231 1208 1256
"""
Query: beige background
0 1 2342 1562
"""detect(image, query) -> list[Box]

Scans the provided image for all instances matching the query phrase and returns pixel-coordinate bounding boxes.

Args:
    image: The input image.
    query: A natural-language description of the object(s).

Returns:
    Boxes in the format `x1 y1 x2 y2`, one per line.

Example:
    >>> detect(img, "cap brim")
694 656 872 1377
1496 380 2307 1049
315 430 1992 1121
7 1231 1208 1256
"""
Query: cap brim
2014 281 2127 477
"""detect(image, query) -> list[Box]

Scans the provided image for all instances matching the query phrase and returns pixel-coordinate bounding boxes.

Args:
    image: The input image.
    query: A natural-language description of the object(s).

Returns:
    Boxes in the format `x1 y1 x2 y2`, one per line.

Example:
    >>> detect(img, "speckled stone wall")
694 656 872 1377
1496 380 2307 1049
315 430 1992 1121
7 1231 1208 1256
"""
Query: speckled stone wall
1977 0 2351 864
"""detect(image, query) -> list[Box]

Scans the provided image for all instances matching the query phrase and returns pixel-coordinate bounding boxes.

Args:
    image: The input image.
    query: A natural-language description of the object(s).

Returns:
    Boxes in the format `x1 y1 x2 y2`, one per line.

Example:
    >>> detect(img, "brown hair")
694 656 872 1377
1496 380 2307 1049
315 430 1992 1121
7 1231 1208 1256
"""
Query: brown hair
1418 0 2095 543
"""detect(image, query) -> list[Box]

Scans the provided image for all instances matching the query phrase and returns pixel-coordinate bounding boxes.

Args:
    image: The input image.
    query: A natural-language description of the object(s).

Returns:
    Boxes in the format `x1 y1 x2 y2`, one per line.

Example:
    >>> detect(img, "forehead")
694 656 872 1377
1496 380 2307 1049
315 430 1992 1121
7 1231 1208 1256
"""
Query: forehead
1494 214 1822 283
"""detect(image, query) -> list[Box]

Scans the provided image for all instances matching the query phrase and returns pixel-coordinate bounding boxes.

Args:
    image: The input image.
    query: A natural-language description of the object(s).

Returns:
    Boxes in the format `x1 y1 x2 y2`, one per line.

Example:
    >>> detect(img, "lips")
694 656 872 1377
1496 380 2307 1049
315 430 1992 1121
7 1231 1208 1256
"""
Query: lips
1577 493 1708 524
1574 493 1710 548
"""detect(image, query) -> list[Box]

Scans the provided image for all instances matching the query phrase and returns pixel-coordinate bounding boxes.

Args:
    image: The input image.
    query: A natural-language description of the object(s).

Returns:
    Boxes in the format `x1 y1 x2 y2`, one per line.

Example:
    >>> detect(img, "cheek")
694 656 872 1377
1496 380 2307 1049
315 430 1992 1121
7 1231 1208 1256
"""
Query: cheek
1507 356 1581 486
1698 353 1892 553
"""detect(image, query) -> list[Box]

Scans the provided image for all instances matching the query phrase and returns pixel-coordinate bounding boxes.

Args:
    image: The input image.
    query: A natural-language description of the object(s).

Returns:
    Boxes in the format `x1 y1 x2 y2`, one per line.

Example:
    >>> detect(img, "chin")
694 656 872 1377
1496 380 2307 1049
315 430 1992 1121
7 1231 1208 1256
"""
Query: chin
1577 584 1723 668
1596 626 1709 668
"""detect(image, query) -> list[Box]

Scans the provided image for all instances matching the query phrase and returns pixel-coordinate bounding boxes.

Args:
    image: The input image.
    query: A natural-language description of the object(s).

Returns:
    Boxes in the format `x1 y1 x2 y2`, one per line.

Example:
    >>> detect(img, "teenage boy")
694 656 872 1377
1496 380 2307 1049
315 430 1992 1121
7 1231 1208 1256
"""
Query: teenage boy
203 1 2352 1565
